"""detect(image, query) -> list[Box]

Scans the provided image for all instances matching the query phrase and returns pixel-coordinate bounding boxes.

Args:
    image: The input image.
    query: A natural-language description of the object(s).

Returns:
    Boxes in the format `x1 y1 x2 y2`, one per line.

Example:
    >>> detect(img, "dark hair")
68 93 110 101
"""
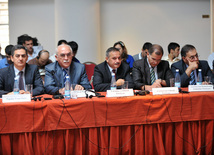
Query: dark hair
168 42 180 54
106 47 120 57
148 44 164 56
5 45 14 55
17 34 29 45
11 45 27 56
32 37 39 46
37 50 49 59
57 40 67 46
68 41 78 55
181 44 195 57
142 42 152 50
113 41 128 61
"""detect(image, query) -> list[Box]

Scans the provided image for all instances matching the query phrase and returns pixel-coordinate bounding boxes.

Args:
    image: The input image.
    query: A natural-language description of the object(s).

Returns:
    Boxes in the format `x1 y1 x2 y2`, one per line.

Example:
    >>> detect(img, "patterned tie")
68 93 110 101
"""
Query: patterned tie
19 71 25 90
63 68 68 85
150 67 156 85
112 69 116 80
190 71 196 85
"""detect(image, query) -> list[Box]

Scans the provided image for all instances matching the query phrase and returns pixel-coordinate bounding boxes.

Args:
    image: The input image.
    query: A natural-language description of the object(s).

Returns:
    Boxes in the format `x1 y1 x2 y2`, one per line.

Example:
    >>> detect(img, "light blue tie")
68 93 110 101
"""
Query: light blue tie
150 67 156 85
190 71 196 85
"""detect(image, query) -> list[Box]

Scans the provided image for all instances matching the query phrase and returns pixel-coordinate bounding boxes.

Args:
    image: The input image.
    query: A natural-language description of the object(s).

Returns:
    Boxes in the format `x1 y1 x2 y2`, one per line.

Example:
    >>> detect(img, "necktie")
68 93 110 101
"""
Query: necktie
112 69 116 80
63 68 68 85
150 67 156 85
190 71 196 85
19 71 25 90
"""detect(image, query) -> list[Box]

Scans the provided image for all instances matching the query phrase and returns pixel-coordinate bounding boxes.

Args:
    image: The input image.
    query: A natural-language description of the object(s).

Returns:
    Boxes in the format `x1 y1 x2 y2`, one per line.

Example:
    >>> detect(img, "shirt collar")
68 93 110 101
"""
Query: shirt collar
107 63 117 73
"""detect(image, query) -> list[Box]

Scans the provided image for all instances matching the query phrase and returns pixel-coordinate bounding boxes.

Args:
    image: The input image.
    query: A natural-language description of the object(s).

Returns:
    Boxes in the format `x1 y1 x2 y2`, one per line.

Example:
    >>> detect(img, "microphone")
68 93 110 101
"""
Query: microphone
85 89 104 98
50 70 64 99
85 89 101 96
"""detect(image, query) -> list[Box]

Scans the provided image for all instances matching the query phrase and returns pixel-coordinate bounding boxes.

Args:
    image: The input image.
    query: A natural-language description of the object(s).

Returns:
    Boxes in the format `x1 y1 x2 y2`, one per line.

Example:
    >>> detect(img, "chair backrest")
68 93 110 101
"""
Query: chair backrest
83 61 96 88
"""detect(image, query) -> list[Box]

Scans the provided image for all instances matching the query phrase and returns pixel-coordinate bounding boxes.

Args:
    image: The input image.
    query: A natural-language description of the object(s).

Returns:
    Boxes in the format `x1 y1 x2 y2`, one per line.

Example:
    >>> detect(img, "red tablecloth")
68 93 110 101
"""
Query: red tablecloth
0 91 214 154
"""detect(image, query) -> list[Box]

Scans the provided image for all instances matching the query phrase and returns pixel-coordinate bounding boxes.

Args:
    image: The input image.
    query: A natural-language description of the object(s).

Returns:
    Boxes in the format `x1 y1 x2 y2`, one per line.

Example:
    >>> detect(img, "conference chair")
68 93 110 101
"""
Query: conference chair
83 61 96 89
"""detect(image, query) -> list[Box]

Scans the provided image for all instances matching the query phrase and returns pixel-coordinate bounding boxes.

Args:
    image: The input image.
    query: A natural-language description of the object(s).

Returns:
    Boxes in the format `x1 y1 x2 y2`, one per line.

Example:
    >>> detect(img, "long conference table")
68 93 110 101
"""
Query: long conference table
0 90 214 154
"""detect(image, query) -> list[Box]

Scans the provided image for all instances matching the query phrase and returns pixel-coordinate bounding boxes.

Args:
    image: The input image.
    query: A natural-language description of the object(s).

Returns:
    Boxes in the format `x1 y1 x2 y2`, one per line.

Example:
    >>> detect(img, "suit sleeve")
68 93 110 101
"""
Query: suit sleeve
0 70 9 96
171 63 190 87
202 61 214 84
44 68 60 95
32 67 45 96
124 67 134 89
163 62 174 87
132 61 145 90
93 66 111 92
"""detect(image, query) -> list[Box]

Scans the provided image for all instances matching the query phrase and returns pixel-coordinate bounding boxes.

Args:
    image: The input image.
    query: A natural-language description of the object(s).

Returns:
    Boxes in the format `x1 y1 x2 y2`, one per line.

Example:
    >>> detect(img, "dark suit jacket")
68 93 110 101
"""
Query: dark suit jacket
93 61 134 92
132 56 174 90
44 61 91 94
171 60 214 87
0 64 44 97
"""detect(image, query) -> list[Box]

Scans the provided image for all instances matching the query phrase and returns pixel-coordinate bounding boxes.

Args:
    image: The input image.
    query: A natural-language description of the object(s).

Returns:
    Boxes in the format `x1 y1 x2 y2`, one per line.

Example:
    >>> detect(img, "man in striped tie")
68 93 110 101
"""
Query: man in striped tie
132 44 174 91
171 44 214 87
44 44 91 95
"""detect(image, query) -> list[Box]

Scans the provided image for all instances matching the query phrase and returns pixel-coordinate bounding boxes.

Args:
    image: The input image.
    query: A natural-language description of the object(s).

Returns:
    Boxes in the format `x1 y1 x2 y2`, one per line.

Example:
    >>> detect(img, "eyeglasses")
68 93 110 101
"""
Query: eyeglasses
188 54 199 61
59 53 72 58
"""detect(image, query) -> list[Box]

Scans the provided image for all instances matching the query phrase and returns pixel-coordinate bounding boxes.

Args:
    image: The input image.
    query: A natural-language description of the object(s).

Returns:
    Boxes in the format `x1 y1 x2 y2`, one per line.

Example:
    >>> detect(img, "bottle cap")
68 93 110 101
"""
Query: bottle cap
176 69 179 72
198 69 202 71
66 75 69 78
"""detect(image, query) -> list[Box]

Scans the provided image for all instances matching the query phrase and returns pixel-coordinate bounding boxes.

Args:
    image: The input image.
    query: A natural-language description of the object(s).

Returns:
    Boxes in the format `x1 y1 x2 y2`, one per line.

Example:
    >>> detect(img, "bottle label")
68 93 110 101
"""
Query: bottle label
197 82 202 85
175 82 180 88
111 86 116 90
14 91 19 95
64 90 70 96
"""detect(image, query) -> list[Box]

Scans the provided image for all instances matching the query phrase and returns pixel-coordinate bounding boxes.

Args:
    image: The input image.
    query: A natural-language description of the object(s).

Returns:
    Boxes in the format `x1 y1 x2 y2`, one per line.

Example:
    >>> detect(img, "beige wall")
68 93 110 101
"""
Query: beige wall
9 0 211 63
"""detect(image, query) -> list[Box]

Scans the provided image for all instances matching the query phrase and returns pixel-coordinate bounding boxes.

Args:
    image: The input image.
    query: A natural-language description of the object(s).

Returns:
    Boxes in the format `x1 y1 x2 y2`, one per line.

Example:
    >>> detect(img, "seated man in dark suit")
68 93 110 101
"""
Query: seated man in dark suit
93 47 133 92
132 44 174 91
171 44 214 87
44 44 91 95
0 45 44 96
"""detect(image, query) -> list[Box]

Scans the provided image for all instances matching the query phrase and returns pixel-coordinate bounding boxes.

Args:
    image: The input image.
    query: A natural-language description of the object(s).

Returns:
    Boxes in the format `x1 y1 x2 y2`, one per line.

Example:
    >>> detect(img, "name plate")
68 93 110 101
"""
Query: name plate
74 90 96 98
188 85 213 92
2 94 31 103
152 87 179 95
106 89 134 97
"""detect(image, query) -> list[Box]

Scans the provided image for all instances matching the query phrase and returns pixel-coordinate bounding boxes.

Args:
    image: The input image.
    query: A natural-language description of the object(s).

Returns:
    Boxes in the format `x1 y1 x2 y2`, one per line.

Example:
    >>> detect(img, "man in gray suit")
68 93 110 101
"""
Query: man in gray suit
0 45 44 96
132 44 174 91
44 44 91 95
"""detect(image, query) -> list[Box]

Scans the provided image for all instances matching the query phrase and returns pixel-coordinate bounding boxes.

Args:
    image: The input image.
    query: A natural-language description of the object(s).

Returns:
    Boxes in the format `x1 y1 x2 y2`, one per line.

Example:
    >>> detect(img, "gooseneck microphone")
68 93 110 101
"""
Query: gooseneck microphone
50 70 64 99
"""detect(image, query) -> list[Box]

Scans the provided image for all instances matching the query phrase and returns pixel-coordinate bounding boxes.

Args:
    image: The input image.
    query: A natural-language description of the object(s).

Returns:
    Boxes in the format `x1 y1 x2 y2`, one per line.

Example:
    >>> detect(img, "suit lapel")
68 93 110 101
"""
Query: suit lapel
56 62 64 87
8 65 15 91
144 58 150 84
69 62 75 83
25 64 31 84
104 62 112 81
157 63 162 79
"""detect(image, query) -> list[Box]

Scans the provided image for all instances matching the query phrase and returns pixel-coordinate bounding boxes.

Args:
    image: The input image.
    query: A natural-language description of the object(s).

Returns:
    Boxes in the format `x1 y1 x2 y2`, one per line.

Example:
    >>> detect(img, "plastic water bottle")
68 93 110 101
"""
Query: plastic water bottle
197 69 202 85
64 76 71 99
175 69 181 88
110 73 117 90
13 77 19 94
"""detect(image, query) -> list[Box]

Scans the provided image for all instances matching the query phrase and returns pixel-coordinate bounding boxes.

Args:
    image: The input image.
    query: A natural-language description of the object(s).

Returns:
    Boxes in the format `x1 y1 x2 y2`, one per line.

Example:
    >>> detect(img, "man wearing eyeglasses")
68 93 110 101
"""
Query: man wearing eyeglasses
0 45 44 96
44 44 91 95
132 44 174 91
171 44 214 87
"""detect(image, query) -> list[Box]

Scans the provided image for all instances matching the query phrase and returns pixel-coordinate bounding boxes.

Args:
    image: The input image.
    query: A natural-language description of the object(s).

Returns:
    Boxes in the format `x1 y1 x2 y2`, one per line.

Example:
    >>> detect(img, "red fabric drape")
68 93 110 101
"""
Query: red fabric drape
0 121 214 154
0 91 214 154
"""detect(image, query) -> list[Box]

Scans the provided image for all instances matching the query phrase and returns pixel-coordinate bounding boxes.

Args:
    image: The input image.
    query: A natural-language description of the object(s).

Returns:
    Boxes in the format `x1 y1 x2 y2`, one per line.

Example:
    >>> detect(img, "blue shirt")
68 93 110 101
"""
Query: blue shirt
0 58 9 69
126 54 134 68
